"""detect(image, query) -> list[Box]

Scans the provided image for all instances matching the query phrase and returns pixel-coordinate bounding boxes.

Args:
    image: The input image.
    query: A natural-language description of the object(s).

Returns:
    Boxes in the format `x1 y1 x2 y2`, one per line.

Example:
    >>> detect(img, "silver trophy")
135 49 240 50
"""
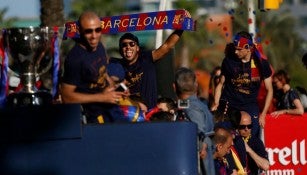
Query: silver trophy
3 27 59 107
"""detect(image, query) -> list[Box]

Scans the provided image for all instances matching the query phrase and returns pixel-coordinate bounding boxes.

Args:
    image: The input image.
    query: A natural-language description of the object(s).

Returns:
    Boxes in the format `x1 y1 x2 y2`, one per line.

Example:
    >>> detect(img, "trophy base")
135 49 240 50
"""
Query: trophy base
6 91 53 108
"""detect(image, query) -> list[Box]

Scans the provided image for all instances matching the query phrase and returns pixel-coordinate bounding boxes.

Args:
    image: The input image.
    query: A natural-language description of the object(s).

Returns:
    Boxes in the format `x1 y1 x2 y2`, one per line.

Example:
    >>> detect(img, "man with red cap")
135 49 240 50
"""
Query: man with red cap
211 31 273 138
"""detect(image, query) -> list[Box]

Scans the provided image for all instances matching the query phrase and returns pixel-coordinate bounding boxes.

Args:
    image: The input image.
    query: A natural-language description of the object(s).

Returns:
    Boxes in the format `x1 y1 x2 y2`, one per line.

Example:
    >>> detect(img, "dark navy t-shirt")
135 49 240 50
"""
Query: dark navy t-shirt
276 88 300 110
62 43 113 123
111 50 157 109
220 57 272 110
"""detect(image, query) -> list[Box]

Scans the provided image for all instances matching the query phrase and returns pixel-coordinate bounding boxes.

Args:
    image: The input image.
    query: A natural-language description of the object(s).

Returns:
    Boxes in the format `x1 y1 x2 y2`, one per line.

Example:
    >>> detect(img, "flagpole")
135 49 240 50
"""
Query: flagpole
248 0 256 41
155 0 167 49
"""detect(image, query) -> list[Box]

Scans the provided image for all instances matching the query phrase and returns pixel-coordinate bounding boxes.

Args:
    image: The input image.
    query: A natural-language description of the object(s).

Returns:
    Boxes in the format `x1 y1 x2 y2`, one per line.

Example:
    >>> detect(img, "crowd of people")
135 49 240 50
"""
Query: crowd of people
2 10 306 175
58 11 307 175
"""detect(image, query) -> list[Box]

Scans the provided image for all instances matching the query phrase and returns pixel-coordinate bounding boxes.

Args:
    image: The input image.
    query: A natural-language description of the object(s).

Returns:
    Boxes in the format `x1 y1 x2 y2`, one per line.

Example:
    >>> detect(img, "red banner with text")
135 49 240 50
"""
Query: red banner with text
264 113 307 175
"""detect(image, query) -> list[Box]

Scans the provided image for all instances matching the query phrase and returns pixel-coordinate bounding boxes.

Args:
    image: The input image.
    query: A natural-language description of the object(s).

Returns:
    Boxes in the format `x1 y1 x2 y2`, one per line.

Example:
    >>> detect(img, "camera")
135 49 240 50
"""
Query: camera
177 99 190 109
116 82 128 92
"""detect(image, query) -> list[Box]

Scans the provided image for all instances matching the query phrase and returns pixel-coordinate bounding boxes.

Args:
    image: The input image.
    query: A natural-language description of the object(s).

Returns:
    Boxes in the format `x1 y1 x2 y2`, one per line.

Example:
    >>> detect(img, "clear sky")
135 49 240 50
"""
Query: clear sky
1 0 39 19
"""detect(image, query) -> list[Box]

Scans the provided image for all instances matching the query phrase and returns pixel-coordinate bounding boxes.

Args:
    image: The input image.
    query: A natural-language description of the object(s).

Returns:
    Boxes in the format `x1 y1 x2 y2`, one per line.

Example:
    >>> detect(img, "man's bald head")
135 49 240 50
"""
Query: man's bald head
78 11 100 29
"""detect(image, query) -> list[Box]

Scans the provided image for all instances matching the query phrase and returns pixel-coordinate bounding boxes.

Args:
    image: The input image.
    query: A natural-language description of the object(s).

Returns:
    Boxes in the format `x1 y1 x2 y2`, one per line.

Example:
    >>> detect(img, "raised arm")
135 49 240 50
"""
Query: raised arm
152 30 183 61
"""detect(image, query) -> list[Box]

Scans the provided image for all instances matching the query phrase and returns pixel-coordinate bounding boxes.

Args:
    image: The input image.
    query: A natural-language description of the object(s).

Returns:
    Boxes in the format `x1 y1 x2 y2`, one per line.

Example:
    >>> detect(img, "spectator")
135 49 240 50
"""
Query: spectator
211 31 273 137
174 67 215 175
149 111 174 122
111 28 185 109
146 96 190 121
60 11 126 123
271 70 304 117
212 126 234 175
217 109 248 175
236 111 270 174
156 97 177 115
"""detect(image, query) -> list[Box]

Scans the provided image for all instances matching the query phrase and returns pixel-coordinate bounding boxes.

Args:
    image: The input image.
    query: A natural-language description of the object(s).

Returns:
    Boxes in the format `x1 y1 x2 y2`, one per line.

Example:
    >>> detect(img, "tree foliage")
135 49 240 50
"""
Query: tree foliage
0 8 18 28
227 1 307 88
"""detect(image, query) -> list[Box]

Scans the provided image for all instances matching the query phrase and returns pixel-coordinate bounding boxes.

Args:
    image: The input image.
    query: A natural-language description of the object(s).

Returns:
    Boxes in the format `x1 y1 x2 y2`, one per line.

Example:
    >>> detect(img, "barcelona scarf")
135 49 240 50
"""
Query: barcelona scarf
51 26 60 99
63 9 195 39
230 146 247 175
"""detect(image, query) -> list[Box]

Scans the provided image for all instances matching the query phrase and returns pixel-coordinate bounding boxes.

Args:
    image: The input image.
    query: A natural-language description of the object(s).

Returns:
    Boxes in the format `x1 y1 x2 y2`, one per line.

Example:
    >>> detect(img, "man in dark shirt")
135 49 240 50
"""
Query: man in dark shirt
112 30 184 109
213 126 234 175
238 111 269 174
211 31 273 137
61 11 126 123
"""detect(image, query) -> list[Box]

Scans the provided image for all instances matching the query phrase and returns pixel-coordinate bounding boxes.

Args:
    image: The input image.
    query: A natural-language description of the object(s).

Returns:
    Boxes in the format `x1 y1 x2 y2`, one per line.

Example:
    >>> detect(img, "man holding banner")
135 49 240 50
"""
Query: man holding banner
61 9 195 122
114 29 183 109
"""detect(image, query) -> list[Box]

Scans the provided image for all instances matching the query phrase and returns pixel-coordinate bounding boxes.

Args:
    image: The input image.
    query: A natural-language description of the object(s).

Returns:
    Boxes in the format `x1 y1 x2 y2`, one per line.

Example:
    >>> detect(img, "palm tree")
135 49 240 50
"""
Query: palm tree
40 0 65 27
0 8 18 28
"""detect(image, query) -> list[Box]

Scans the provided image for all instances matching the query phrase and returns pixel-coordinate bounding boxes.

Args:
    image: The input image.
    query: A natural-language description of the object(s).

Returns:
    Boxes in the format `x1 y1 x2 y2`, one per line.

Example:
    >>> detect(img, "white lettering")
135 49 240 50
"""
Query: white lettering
279 147 291 165
300 140 307 165
267 169 295 175
266 139 307 166
292 140 299 165
267 147 279 165
101 16 169 30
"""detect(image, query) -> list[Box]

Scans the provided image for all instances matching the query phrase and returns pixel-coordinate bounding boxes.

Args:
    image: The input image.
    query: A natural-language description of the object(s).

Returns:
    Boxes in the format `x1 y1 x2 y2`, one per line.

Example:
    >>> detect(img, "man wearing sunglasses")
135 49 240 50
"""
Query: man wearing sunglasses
236 111 269 175
61 11 126 124
113 29 184 110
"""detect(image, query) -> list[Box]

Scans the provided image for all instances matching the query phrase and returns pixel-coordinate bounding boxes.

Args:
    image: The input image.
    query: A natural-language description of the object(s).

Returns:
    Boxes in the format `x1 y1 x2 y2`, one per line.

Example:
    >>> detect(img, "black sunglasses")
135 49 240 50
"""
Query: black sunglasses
238 124 252 130
83 27 102 34
120 41 136 48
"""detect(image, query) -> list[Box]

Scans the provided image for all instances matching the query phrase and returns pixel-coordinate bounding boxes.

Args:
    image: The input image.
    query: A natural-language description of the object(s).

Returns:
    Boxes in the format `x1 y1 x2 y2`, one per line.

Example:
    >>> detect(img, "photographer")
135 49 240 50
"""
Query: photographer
174 67 215 175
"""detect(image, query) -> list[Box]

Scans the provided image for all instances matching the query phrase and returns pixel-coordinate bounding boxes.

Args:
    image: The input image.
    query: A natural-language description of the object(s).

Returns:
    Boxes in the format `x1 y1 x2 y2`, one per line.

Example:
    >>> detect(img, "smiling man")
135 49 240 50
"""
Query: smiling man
111 30 184 109
61 11 126 124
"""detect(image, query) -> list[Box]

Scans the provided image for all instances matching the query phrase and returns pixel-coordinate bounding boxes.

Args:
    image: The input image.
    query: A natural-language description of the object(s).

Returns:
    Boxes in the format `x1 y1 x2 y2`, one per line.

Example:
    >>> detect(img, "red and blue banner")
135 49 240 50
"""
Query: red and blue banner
264 113 307 174
51 26 60 99
63 9 195 39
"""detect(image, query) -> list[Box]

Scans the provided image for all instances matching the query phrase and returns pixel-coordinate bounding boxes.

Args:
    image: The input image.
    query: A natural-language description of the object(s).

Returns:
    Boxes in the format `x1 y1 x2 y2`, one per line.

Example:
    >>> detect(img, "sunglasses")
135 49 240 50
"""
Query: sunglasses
238 124 252 130
120 41 136 48
83 27 102 34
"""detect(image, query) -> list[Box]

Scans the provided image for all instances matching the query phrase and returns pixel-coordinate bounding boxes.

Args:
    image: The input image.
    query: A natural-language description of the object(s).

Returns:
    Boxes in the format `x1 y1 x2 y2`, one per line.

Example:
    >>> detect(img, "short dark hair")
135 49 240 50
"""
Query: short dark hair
150 111 173 122
157 97 177 111
273 69 290 84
